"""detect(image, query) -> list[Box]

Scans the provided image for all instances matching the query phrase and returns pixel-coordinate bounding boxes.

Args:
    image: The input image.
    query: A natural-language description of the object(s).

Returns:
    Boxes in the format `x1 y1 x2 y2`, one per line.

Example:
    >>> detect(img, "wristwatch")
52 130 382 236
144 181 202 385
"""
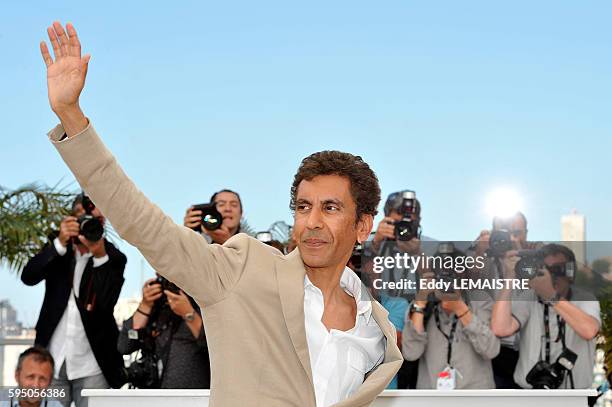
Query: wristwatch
183 311 196 322
410 301 426 315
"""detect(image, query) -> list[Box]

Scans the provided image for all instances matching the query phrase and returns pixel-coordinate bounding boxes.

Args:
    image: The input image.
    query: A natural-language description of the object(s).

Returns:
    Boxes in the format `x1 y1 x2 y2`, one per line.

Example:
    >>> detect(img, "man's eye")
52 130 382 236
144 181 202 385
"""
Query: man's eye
297 204 310 211
326 205 339 212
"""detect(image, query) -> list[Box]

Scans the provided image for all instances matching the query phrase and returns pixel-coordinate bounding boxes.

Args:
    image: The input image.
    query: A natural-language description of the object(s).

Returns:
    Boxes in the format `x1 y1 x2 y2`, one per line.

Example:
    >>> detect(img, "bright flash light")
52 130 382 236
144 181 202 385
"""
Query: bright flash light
485 187 523 219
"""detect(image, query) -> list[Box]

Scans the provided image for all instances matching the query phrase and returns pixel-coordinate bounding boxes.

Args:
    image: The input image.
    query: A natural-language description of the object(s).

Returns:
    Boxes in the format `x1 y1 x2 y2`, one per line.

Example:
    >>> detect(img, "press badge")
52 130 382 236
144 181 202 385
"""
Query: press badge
436 366 456 390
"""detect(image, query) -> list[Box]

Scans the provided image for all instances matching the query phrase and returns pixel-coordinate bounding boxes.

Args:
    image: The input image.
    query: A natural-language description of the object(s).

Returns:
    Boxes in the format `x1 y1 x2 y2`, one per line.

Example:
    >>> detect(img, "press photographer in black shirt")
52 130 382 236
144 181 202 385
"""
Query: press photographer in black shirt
118 275 210 388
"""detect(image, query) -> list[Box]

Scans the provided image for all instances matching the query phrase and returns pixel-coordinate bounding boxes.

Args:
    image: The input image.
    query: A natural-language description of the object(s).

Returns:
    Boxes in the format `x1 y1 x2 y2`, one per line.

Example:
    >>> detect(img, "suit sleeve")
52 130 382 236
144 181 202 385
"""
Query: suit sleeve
21 242 63 286
49 123 248 306
91 243 127 313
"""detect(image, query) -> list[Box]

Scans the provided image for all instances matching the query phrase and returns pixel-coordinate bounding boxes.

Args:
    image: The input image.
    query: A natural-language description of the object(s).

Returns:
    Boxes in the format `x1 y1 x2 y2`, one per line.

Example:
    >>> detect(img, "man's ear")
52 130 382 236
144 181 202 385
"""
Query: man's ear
356 214 374 244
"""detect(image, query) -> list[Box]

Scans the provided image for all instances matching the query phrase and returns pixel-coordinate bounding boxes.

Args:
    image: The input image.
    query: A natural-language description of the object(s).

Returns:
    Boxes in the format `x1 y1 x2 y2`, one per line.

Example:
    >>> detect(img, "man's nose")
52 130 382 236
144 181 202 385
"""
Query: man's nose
306 207 323 229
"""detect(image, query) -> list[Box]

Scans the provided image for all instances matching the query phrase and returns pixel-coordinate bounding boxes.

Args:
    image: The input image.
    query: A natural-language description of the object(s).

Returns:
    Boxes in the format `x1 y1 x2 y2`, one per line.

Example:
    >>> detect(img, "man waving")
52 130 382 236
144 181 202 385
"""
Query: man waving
39 21 401 407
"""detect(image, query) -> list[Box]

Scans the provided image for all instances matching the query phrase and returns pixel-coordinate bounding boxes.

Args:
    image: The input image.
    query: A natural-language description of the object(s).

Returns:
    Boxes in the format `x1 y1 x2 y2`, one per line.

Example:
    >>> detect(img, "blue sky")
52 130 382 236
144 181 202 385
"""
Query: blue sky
1 1 611 325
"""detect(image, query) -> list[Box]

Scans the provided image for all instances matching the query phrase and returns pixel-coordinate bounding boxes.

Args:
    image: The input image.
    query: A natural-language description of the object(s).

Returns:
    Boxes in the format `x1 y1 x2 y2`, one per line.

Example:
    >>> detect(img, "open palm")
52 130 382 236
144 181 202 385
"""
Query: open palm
40 22 90 113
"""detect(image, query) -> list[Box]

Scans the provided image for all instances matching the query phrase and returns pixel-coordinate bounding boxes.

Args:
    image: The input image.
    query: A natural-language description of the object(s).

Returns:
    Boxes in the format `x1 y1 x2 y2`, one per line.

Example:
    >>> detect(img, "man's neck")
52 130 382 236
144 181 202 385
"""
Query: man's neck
19 398 41 407
306 264 346 300
74 243 89 255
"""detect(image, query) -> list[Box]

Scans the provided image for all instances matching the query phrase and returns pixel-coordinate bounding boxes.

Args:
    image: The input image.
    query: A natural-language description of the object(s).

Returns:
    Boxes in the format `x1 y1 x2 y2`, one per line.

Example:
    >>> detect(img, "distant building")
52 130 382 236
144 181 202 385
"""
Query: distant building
0 300 22 337
0 299 35 386
561 209 586 266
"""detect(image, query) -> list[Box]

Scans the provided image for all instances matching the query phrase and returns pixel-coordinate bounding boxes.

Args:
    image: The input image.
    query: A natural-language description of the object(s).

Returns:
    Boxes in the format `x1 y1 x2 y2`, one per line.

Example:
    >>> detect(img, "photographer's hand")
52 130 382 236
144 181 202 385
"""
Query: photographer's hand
40 22 90 137
133 278 163 329
372 217 395 251
184 206 203 229
529 268 556 301
474 230 491 257
165 290 203 338
58 216 79 247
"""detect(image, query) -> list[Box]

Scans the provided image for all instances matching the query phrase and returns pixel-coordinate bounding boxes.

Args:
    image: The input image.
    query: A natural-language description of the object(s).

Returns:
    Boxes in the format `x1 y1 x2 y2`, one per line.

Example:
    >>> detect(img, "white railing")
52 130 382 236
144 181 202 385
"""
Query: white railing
82 389 597 407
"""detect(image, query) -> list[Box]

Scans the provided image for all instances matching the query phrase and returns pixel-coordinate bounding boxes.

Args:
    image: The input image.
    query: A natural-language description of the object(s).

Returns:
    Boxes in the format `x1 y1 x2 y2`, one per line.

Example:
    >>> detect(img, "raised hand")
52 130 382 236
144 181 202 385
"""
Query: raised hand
40 21 89 136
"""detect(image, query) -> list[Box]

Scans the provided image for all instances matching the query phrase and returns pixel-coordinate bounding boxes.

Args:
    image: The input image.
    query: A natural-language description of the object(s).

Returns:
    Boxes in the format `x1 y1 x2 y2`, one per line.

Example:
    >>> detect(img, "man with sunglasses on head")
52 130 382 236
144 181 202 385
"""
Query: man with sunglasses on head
491 244 600 389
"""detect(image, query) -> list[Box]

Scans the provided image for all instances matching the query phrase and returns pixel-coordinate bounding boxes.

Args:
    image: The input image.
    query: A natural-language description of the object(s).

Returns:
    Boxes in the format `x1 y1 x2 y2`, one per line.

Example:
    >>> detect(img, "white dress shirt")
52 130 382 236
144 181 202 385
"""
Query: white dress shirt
304 267 385 407
48 238 108 380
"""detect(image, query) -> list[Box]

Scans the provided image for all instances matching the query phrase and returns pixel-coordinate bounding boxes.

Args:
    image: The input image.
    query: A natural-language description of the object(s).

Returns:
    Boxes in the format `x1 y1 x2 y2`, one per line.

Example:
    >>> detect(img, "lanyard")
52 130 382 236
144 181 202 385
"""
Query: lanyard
434 306 459 366
542 304 565 363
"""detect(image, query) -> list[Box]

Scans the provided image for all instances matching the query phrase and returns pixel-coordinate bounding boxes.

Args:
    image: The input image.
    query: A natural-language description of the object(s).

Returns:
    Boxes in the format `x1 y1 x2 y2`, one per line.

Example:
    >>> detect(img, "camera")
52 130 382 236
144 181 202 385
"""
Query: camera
126 349 160 389
515 250 545 280
393 191 419 241
191 203 223 231
487 229 513 258
76 195 104 242
154 276 180 295
514 249 577 281
526 348 577 389
433 242 460 292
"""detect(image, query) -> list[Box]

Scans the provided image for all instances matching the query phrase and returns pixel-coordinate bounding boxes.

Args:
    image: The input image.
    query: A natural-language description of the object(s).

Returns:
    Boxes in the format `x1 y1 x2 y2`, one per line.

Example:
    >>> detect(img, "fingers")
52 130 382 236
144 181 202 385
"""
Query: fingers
66 22 81 57
52 21 70 58
47 26 62 60
40 42 53 67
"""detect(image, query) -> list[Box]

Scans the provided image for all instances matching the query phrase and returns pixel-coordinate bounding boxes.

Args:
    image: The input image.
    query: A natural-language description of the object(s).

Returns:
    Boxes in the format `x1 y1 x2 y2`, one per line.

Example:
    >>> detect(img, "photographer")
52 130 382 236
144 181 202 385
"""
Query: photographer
471 211 538 388
21 193 127 407
370 190 422 389
183 189 243 244
491 244 601 389
117 276 210 389
402 248 500 389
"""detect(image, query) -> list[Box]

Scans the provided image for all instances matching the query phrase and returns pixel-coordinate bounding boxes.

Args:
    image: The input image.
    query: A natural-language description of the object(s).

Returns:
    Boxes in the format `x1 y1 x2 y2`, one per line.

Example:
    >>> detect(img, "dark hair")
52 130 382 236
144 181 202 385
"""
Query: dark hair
71 192 85 213
210 189 243 234
290 151 381 222
16 346 54 373
383 191 422 217
210 189 243 214
541 243 576 264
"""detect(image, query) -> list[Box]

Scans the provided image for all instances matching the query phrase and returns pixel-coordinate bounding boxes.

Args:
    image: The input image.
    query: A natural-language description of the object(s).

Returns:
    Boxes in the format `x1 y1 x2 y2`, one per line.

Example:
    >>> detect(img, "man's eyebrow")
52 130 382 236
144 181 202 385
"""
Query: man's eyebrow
295 198 311 205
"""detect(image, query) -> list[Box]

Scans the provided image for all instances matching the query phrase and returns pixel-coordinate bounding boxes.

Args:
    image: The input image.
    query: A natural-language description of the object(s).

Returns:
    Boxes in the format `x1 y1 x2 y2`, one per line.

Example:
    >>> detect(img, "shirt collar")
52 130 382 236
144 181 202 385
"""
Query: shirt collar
304 267 373 323
74 247 93 261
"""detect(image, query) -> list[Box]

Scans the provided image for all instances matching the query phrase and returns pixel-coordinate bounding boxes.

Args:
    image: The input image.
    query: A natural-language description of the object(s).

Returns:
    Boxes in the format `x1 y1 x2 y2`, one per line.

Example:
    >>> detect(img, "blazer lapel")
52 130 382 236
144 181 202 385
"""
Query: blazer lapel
276 249 314 388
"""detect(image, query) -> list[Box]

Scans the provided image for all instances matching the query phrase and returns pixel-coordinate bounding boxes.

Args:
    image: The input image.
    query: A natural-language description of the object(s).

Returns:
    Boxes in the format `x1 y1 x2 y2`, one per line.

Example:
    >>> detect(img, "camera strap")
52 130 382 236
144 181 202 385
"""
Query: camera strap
543 304 575 389
434 306 459 367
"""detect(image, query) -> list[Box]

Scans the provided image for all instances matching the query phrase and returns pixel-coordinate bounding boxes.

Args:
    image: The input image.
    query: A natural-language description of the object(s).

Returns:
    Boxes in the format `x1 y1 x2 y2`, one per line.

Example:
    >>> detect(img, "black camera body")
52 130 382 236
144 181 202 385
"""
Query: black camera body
155 276 180 295
191 203 223 232
76 195 104 242
526 348 577 389
487 229 513 258
126 350 160 389
394 191 419 241
433 242 461 293
515 249 545 280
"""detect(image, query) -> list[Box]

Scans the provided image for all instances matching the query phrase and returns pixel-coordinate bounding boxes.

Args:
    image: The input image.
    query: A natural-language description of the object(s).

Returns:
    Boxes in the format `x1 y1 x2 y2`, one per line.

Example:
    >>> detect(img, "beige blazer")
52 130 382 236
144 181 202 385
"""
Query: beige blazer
49 123 403 406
